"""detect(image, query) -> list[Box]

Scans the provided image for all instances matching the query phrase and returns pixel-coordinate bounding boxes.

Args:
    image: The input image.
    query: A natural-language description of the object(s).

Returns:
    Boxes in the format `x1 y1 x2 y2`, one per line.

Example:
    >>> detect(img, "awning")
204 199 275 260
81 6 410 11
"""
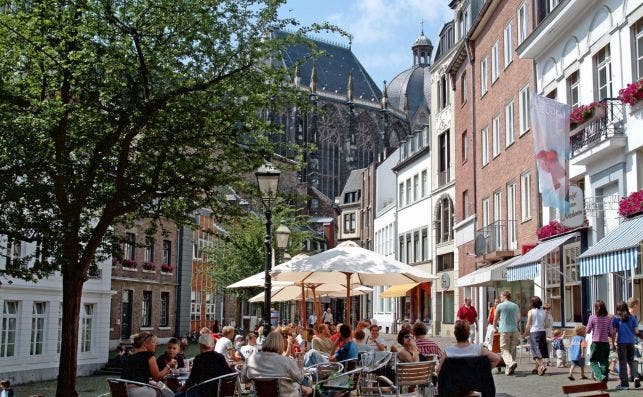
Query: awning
579 216 643 277
507 233 579 281
380 283 420 298
456 256 521 287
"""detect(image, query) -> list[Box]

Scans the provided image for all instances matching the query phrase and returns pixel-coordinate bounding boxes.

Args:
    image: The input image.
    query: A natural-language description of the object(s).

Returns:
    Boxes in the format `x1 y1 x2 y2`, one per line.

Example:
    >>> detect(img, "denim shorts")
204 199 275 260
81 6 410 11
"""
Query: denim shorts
572 358 585 366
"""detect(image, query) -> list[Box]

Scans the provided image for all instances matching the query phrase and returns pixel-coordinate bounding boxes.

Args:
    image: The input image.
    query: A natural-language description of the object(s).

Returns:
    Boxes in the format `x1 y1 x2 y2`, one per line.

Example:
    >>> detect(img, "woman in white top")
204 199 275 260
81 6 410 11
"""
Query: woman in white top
438 320 501 373
523 296 549 375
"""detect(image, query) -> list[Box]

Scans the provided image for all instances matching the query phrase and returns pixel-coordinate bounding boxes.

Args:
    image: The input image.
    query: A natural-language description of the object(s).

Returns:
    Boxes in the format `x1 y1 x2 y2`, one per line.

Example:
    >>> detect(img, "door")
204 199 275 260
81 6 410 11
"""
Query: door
121 289 133 339
435 292 443 336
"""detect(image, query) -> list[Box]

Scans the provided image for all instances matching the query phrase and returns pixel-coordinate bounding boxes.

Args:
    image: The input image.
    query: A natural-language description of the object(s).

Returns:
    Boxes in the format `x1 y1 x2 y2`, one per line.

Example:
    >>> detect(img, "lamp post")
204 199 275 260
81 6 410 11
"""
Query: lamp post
275 223 291 325
255 163 281 337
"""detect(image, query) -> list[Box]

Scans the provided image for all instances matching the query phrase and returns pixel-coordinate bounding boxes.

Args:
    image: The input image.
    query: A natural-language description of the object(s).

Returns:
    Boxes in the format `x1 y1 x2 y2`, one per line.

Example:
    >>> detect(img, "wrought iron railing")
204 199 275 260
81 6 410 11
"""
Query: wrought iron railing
569 98 624 158
475 220 517 255
584 194 621 216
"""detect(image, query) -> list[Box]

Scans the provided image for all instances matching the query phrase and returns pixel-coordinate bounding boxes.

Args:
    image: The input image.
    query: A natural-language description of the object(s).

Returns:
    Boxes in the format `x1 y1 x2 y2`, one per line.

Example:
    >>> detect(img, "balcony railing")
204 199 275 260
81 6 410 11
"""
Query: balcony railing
569 98 624 158
584 194 621 216
475 220 517 259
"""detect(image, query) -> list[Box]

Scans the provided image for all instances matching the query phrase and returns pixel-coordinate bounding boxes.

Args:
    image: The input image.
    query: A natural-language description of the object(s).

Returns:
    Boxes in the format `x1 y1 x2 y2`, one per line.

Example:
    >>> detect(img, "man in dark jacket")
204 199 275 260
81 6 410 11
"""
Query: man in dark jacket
176 333 234 396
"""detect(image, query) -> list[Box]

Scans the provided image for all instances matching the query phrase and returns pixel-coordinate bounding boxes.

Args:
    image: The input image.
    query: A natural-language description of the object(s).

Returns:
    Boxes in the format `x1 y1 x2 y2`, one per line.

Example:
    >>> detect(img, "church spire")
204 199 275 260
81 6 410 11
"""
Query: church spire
412 24 433 66
381 80 388 109
309 63 317 93
347 72 353 101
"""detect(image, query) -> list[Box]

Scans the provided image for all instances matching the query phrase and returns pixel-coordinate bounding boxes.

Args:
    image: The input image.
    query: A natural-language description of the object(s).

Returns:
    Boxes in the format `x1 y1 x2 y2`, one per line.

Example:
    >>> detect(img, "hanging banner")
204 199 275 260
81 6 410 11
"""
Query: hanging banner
530 93 571 214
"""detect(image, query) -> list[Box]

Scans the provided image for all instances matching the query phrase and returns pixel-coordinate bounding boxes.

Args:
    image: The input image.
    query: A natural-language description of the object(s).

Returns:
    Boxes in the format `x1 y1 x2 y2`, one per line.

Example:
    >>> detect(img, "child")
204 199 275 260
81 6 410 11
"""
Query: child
568 324 588 381
552 329 567 367
156 337 185 370
611 300 641 389
0 379 14 397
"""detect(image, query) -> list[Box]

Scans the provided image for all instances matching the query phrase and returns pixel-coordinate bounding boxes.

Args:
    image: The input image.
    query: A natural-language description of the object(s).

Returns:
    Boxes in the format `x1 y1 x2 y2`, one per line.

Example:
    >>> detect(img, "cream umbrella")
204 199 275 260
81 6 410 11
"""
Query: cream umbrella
248 284 373 303
271 241 436 324
226 253 309 289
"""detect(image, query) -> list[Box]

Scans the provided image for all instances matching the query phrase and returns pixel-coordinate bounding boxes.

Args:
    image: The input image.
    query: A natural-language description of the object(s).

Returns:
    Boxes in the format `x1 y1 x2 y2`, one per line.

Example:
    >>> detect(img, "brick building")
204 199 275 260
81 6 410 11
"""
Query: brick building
109 219 179 346
450 0 541 337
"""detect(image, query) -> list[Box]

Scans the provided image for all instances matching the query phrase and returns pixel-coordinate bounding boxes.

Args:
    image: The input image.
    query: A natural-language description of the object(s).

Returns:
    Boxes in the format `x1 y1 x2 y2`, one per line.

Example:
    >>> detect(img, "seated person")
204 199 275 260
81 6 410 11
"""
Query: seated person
312 323 335 356
438 319 501 372
365 324 387 351
413 321 443 359
241 331 313 397
214 326 235 360
175 333 234 396
239 332 259 360
354 330 374 353
396 329 420 363
329 324 357 363
156 337 185 370
122 332 175 397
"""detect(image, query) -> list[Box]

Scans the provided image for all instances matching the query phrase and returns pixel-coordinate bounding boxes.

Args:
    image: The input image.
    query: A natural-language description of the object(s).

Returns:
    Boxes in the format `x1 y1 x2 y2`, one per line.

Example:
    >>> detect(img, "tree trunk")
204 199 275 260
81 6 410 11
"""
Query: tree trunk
56 263 85 397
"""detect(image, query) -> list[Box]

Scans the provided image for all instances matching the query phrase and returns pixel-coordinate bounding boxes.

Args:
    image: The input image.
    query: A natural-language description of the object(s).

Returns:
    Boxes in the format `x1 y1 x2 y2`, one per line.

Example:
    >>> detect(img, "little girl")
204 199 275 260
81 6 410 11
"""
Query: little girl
552 329 567 367
568 324 588 381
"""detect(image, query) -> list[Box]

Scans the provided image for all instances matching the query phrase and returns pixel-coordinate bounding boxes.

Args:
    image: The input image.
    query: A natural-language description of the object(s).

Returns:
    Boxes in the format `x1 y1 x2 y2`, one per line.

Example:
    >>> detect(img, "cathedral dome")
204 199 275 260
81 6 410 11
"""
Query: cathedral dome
386 31 433 120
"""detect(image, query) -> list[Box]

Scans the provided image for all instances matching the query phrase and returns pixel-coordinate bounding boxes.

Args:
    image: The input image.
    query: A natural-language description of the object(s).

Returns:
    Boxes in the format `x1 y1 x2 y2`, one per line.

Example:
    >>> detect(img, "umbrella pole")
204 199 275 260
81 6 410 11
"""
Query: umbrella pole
310 285 318 327
344 272 351 326
300 283 307 328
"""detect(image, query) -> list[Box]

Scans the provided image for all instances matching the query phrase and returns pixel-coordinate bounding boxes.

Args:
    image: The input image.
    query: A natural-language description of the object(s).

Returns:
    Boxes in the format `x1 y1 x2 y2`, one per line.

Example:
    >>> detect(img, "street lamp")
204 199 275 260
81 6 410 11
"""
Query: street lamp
255 163 281 337
275 223 291 252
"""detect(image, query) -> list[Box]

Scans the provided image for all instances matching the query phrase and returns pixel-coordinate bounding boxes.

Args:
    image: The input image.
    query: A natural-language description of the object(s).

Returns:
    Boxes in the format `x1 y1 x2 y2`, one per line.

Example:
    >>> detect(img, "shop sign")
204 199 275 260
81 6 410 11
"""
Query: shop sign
561 185 585 228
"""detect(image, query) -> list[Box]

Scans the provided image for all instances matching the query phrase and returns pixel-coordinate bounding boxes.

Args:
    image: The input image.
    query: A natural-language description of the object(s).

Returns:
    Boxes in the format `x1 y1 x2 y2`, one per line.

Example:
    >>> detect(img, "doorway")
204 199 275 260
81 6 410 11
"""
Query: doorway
121 289 133 339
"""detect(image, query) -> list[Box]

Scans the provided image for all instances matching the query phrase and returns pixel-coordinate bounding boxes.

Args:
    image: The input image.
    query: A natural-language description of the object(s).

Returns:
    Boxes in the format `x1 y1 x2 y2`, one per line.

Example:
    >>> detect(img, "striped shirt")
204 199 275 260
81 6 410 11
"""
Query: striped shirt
586 315 612 342
415 337 444 357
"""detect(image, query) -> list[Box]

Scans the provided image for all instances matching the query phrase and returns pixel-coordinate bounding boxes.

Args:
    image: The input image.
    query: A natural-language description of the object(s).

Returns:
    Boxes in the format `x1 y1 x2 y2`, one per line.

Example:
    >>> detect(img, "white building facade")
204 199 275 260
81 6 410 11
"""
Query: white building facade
0 239 112 384
517 0 643 321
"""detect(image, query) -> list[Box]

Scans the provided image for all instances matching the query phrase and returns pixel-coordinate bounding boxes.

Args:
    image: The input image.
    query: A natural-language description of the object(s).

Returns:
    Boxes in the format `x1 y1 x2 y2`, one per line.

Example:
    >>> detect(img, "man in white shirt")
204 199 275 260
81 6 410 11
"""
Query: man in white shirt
214 326 235 359
239 333 258 360
322 307 334 324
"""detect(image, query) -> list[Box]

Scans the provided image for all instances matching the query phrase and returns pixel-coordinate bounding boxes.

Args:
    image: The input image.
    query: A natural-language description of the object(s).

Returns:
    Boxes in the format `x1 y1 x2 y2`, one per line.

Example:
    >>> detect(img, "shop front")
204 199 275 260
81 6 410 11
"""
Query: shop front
380 282 431 331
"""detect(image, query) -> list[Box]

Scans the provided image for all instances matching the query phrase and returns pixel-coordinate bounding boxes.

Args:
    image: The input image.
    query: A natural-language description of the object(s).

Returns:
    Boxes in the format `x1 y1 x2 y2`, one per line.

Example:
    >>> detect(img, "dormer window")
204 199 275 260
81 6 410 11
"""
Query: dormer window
344 191 360 204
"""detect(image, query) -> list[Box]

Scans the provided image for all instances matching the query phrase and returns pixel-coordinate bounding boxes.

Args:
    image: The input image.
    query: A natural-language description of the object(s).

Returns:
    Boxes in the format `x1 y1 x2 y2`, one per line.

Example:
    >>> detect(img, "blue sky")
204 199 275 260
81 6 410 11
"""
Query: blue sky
278 0 454 89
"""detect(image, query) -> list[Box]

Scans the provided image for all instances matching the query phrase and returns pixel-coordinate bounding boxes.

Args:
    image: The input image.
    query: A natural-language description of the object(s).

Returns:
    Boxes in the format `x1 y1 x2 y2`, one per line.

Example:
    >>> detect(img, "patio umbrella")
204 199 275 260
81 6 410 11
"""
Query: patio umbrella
248 284 373 303
226 253 309 289
271 241 436 324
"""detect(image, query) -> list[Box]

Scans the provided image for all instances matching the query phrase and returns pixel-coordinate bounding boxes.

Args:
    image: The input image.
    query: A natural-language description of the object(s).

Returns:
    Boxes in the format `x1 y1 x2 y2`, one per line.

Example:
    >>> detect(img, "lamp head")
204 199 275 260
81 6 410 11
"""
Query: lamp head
275 223 291 249
255 162 281 207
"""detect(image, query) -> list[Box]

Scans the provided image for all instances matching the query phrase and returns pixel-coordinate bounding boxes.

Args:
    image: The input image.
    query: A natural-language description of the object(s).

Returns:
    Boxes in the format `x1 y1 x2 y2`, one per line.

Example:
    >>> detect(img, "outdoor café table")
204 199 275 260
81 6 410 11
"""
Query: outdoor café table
165 370 190 392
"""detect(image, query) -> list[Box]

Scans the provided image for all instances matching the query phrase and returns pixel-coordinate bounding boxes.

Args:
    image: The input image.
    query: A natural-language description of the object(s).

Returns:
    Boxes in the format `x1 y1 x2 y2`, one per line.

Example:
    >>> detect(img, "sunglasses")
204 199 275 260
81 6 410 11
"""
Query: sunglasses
403 334 414 339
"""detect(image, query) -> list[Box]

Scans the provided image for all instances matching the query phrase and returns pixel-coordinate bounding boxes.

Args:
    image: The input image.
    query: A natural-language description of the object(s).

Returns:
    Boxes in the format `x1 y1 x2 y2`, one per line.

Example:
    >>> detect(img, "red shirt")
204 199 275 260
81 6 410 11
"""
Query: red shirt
457 305 478 325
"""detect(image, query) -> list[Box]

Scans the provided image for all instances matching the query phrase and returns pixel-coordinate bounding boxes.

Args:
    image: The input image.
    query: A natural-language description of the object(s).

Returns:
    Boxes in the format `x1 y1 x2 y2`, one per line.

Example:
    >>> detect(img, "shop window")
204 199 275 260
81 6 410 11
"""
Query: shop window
443 291 455 324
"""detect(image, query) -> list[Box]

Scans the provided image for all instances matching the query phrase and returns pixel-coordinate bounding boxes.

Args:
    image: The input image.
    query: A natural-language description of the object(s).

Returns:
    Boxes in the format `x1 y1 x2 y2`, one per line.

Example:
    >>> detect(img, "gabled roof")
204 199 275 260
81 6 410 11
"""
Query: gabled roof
337 168 365 203
276 32 381 101
434 21 455 62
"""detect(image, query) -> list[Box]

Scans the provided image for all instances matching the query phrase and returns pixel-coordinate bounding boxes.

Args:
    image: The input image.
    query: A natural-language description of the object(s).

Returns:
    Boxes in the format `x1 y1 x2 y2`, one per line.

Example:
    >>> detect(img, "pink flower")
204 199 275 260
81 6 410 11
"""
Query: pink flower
122 259 137 268
161 264 175 273
618 79 643 106
537 220 572 239
619 190 643 217
143 261 156 271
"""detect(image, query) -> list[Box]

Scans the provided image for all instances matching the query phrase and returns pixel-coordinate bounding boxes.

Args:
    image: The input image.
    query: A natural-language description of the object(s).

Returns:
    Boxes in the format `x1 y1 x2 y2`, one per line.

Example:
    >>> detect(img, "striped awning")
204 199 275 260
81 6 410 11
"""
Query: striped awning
456 256 520 287
380 283 419 298
579 216 643 277
506 233 579 281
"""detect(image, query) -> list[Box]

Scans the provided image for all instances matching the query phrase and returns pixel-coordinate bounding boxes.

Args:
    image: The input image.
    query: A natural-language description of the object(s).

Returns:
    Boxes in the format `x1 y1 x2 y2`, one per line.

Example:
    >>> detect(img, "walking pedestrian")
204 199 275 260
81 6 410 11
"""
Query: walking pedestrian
322 307 334 324
611 301 641 389
523 296 549 375
485 298 500 349
586 300 612 383
457 297 478 343
567 324 588 381
493 290 520 375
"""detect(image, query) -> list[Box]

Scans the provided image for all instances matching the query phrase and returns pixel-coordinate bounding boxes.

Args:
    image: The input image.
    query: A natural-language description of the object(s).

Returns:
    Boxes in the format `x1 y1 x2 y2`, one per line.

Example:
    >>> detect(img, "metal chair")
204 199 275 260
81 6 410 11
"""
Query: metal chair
184 372 238 397
305 361 344 384
106 378 162 397
377 361 436 396
251 376 301 397
314 367 362 397
359 351 394 396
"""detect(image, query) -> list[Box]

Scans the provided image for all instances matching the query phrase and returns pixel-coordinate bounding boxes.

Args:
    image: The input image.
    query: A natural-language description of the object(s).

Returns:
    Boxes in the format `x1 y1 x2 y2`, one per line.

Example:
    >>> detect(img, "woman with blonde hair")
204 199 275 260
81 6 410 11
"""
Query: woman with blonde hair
121 332 175 397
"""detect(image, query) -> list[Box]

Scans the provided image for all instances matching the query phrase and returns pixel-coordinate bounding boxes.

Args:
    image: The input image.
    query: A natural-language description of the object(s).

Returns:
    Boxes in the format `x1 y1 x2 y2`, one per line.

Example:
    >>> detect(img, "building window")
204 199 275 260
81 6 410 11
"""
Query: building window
142 291 152 327
507 183 517 249
505 101 515 146
546 89 557 100
443 290 455 324
438 130 451 186
205 293 216 321
521 172 532 221
162 240 171 265
567 71 580 109
492 115 500 158
463 190 470 218
399 236 405 263
421 228 428 261
80 304 94 353
519 85 530 134
481 127 489 166
190 291 201 321
160 292 169 327
504 22 513 67
635 18 643 80
124 233 135 260
437 253 454 272
594 45 612 100
405 234 412 264
30 302 46 355
413 174 419 201
461 71 467 103
144 237 154 263
435 197 454 244
421 170 428 197
413 231 420 263
518 2 528 43
398 183 404 207
1 301 18 357
343 213 356 234
461 131 468 163
491 41 500 82
482 198 490 227
405 179 411 205
481 57 488 95
57 302 62 353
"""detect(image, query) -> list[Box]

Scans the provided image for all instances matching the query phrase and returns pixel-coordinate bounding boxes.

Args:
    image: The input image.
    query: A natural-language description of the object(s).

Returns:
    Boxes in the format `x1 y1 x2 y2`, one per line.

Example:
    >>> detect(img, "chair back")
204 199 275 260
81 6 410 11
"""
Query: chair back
185 372 238 397
251 377 290 397
107 378 161 397
395 361 434 388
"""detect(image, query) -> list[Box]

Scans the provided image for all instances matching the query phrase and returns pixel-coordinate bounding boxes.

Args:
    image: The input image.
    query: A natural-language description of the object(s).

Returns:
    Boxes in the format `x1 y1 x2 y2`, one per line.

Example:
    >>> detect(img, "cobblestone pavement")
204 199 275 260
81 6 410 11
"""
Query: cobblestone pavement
380 333 642 396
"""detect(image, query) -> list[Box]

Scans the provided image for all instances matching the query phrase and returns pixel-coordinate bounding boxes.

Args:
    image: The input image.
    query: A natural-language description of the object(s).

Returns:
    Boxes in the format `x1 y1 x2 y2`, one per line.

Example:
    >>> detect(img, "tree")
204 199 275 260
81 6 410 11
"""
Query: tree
0 1 325 395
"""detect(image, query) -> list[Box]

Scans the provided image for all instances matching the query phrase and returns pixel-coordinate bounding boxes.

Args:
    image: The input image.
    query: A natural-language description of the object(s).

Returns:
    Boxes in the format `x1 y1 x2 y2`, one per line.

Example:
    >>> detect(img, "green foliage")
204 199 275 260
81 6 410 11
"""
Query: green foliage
204 201 315 300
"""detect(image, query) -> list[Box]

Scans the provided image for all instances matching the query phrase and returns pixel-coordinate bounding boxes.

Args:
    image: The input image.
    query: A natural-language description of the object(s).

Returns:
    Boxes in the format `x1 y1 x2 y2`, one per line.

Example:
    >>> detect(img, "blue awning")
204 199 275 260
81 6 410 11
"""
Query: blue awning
506 233 579 281
579 216 643 277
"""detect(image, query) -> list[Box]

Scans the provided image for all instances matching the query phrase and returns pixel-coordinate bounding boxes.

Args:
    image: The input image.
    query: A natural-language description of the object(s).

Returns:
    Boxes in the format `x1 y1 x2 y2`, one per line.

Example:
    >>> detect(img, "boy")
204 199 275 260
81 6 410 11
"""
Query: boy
552 329 567 367
157 337 186 370
568 325 588 381
0 379 14 397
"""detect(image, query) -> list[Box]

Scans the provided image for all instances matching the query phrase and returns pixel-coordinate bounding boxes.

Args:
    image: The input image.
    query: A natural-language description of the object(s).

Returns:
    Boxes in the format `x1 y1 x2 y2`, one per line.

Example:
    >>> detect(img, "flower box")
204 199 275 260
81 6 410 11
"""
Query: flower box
537 220 572 240
570 102 605 134
142 261 157 271
618 79 643 106
161 264 175 274
618 190 643 218
122 259 137 270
